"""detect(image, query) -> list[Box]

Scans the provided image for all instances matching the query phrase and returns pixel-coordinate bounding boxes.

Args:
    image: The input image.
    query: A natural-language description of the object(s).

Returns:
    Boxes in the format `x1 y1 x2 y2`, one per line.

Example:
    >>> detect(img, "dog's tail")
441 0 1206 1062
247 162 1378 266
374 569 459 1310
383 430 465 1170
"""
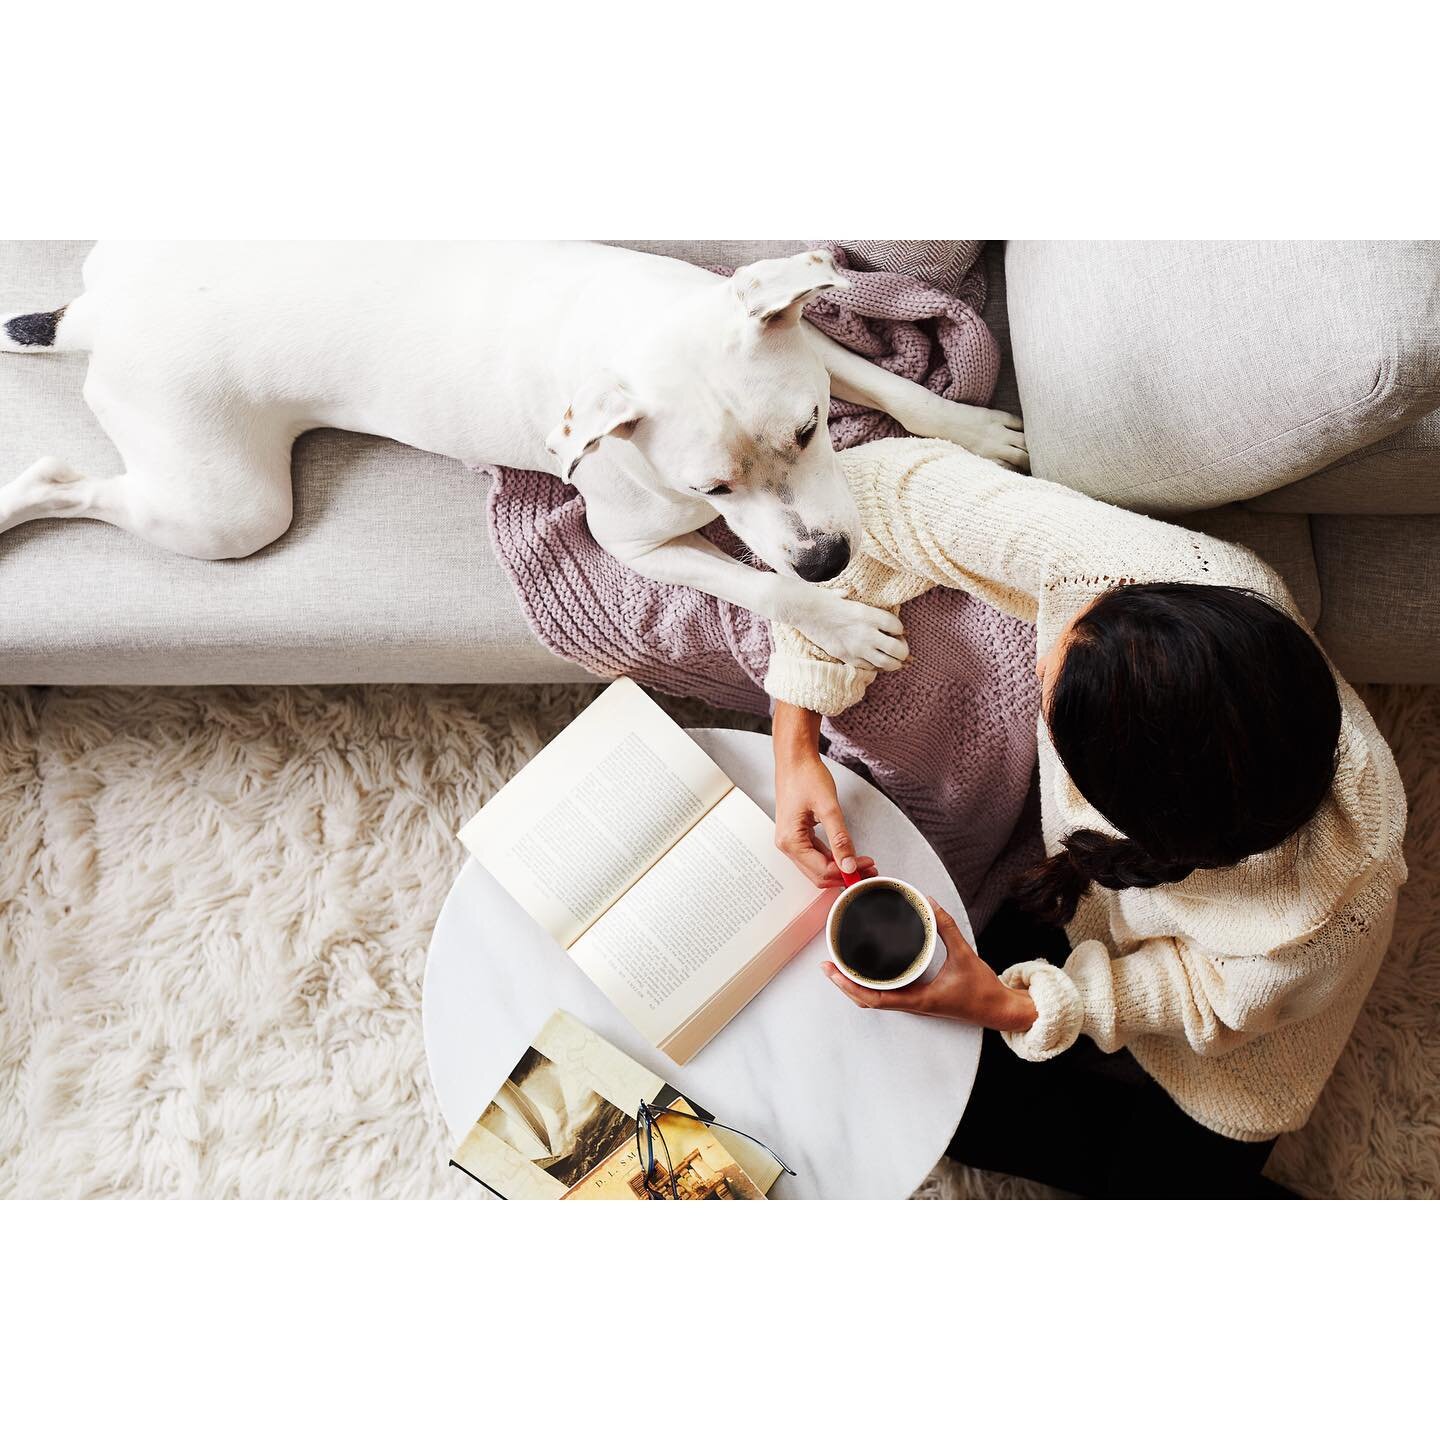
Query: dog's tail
0 300 87 353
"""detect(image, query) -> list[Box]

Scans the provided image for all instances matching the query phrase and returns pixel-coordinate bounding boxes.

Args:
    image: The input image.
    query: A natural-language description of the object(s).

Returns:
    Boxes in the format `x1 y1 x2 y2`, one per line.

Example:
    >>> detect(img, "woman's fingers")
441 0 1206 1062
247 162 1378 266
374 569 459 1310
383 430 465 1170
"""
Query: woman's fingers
823 962 894 1008
928 898 970 952
822 963 928 1014
772 744 879 889
780 830 842 887
816 795 860 875
777 832 874 889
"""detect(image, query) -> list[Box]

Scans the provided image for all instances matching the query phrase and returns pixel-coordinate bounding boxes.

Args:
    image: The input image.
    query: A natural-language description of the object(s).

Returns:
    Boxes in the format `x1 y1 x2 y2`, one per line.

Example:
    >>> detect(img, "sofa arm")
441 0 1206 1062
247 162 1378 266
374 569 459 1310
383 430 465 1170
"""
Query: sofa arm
1006 241 1440 514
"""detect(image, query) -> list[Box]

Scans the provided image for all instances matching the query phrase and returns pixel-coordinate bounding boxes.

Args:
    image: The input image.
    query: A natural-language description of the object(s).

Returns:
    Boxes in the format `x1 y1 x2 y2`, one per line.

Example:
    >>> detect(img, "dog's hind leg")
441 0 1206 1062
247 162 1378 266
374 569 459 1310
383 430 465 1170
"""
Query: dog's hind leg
2 305 296 558
0 456 127 534
0 449 294 560
0 391 296 561
805 325 1029 471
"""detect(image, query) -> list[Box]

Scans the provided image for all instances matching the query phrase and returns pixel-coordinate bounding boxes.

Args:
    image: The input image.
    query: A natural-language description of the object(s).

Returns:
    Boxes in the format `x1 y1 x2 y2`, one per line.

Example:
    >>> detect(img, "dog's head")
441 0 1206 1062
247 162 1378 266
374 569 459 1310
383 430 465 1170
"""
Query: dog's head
545 250 861 583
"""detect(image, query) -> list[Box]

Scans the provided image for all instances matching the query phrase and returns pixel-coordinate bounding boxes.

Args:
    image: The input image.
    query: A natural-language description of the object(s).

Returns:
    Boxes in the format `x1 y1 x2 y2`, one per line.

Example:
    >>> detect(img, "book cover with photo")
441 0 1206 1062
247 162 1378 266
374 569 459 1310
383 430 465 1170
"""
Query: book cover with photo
450 1011 779 1200
456 679 831 1064
561 1099 765 1201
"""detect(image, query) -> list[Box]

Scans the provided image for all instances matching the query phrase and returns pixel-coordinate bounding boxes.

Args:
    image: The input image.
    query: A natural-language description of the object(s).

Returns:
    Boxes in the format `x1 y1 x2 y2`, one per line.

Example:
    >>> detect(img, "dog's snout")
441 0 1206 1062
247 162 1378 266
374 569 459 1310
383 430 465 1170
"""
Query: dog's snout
793 535 851 583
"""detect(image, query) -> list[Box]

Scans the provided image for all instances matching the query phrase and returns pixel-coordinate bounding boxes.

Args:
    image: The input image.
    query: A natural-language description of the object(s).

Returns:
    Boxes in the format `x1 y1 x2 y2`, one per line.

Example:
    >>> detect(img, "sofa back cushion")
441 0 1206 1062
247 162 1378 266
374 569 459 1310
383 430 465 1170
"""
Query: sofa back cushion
1246 407 1440 514
1006 240 1440 514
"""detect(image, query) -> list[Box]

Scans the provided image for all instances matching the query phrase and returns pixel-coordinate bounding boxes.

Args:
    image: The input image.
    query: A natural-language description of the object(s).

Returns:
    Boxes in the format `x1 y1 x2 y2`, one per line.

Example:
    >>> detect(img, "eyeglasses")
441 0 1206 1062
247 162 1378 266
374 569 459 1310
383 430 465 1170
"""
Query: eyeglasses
634 1100 796 1200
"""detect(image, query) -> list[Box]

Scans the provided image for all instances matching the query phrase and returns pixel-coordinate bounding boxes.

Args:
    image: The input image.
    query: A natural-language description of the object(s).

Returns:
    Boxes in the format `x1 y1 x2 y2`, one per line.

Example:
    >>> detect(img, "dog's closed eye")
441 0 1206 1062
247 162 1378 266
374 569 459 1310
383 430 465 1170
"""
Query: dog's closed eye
702 483 732 497
796 408 820 449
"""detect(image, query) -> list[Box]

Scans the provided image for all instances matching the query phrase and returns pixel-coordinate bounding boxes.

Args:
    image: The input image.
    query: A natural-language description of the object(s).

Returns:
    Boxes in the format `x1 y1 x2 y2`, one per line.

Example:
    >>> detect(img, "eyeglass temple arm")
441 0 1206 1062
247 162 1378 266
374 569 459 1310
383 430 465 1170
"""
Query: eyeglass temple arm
638 1101 797 1177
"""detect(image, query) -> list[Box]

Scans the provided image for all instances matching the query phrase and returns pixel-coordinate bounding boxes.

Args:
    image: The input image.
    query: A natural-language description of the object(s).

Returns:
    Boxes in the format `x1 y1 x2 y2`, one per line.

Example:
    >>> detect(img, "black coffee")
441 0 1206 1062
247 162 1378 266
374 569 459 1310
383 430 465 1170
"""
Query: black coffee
836 884 929 982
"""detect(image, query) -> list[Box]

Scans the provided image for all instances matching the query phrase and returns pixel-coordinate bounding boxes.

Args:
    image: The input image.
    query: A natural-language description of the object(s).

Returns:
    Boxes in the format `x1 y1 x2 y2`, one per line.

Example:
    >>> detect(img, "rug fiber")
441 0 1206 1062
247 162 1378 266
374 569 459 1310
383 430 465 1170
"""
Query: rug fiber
1 681 1435 1199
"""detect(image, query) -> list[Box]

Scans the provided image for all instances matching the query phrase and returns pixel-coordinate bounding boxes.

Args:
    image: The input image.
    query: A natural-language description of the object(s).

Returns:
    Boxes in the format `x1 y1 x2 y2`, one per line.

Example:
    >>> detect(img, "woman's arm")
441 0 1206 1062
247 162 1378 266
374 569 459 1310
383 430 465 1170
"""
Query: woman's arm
820 877 1399 1052
996 892 1388 1062
767 438 1293 718
771 702 877 886
773 706 1038 1036
846 437 1271 618
825 900 1038 1034
819 907 1363 1053
841 438 1293 635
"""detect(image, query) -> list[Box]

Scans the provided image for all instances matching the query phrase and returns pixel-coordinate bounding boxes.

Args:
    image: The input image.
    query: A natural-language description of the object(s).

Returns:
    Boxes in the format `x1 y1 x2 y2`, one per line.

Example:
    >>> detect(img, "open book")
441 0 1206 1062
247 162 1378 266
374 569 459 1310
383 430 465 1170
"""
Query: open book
457 679 831 1064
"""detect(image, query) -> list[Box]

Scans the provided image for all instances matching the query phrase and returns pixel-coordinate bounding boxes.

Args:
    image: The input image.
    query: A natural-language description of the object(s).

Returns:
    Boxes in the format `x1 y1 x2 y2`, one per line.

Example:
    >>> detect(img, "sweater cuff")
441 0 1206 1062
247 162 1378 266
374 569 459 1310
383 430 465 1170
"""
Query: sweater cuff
764 653 873 717
998 961 1085 1061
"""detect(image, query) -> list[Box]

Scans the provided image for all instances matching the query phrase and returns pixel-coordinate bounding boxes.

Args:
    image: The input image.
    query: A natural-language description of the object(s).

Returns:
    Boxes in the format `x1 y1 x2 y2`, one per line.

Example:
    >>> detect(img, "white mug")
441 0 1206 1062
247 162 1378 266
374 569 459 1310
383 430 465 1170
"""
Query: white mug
825 875 938 991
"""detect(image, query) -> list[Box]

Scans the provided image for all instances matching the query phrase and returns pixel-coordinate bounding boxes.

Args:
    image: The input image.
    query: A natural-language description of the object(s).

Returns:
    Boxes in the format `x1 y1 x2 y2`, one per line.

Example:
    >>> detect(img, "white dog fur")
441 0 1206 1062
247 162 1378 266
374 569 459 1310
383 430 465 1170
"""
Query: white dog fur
0 242 1026 669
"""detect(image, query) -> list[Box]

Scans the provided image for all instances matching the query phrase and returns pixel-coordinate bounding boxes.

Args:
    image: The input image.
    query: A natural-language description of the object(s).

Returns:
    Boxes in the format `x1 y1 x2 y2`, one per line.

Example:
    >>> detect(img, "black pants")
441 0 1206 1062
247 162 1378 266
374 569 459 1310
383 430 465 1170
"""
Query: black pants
947 900 1291 1199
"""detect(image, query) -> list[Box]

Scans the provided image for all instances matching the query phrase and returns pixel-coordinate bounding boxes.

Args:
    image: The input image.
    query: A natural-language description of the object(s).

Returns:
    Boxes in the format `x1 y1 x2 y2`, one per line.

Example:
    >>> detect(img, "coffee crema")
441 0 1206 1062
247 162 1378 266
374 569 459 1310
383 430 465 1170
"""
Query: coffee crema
834 882 932 982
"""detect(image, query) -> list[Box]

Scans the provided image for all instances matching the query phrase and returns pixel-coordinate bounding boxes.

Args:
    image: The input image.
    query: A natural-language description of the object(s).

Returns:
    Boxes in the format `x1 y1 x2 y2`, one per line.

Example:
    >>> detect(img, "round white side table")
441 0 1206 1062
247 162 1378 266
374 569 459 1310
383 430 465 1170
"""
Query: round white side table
423 728 980 1199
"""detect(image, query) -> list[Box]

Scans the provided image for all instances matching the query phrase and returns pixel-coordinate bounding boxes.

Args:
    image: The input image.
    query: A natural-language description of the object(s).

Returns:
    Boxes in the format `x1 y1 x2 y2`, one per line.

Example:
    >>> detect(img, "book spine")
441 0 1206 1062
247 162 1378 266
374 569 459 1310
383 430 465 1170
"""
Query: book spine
659 889 832 1064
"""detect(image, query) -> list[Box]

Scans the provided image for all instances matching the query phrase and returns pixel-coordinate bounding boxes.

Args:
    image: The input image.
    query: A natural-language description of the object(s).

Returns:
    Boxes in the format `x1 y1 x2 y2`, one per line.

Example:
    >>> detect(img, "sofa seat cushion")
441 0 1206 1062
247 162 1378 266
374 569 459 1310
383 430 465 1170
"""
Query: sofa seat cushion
1311 515 1440 683
1006 241 1440 514
1247 407 1440 514
0 241 588 684
0 431 589 686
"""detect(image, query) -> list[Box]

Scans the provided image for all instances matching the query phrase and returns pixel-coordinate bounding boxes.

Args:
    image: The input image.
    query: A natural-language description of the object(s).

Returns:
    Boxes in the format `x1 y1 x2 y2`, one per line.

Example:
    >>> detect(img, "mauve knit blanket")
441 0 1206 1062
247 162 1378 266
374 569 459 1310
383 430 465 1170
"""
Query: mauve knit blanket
483 242 1042 929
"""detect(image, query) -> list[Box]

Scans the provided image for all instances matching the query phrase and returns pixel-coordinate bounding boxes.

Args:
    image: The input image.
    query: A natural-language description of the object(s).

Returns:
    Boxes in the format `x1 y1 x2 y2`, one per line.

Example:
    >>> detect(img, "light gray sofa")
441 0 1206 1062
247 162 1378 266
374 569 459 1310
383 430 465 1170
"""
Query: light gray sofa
2 240 1435 685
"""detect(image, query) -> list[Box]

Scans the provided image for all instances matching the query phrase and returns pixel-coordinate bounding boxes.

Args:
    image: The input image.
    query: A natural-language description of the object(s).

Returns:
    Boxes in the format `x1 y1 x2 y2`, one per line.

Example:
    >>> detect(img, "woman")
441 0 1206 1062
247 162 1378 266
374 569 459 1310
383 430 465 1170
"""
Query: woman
769 436 1407 1197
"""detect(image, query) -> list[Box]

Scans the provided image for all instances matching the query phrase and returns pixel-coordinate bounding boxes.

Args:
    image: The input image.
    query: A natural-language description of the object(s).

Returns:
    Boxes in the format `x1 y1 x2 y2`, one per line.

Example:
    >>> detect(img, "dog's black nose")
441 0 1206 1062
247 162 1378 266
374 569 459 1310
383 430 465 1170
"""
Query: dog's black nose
793 535 851 583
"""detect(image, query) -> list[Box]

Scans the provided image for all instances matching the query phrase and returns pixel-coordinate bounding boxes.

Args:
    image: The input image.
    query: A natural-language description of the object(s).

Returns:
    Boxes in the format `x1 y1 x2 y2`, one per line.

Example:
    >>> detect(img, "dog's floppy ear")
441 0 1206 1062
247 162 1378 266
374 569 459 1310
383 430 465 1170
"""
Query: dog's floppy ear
731 250 847 328
546 377 644 481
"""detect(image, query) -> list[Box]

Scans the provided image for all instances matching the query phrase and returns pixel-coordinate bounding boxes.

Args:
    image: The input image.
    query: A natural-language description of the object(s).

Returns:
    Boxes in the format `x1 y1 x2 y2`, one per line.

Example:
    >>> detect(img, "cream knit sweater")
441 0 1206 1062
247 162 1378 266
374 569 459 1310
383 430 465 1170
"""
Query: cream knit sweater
766 438 1408 1141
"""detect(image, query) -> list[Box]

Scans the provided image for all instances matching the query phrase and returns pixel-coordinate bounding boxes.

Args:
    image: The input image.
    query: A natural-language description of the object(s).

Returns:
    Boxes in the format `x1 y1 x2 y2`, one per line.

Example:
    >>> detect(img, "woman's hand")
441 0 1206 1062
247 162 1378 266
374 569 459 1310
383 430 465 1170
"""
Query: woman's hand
772 702 877 888
824 901 1039 1032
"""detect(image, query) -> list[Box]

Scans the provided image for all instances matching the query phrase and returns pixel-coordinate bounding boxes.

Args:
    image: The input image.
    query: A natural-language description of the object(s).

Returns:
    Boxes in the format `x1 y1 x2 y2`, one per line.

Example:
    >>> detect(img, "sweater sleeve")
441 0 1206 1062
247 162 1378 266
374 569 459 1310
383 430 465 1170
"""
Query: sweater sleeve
843 440 1047 626
843 438 1288 633
763 439 1059 716
997 923 1363 1063
764 435 1290 716
765 621 884 716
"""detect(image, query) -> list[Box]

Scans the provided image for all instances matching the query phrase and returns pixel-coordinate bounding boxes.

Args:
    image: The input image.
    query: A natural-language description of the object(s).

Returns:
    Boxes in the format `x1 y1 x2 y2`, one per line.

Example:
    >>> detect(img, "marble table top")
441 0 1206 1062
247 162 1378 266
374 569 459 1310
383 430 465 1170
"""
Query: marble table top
423 727 980 1199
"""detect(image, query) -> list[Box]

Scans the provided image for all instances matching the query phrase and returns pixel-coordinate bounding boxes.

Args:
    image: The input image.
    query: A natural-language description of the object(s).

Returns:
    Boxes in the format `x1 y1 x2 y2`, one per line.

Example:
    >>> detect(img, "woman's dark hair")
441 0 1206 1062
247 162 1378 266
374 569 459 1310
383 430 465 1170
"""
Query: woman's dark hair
1014 582 1343 927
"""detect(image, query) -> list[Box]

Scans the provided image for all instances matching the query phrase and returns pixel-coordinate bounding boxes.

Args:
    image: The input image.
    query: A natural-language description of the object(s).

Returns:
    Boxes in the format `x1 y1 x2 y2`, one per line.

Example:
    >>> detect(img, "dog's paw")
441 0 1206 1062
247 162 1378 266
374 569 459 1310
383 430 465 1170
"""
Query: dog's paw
969 409 1028 471
919 400 1029 472
15 455 77 488
794 592 909 671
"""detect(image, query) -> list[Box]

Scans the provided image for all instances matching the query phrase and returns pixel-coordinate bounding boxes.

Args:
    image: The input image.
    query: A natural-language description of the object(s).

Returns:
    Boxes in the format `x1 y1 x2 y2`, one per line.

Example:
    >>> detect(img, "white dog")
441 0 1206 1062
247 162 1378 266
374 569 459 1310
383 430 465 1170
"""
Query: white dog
0 242 1025 670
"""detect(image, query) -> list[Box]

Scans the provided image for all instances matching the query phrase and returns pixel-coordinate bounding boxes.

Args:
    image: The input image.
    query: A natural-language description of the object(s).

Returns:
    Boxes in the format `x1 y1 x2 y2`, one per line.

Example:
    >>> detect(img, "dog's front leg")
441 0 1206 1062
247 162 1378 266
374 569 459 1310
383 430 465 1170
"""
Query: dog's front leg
806 327 1029 471
609 532 909 673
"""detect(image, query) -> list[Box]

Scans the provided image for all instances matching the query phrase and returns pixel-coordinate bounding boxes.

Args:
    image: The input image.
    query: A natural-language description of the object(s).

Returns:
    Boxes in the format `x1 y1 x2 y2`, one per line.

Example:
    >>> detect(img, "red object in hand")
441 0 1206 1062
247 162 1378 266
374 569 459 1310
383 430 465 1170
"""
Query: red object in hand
840 865 867 888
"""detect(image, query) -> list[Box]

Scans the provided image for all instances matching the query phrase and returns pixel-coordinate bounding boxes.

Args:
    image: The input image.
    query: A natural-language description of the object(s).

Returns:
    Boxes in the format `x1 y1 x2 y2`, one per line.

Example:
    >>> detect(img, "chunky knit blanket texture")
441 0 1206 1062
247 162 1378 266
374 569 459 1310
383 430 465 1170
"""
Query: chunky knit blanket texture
484 242 1042 926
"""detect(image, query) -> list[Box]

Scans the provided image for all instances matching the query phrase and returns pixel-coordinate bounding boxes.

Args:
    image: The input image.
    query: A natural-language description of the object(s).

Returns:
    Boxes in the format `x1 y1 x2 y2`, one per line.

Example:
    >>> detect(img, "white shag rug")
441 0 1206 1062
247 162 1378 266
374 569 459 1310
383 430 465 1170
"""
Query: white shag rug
1 681 1435 1200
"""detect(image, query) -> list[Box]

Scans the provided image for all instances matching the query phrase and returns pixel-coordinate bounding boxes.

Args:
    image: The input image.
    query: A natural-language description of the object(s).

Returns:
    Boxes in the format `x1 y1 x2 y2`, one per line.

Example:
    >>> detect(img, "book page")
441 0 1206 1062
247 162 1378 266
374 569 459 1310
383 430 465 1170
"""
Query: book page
568 786 824 1046
457 680 734 947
